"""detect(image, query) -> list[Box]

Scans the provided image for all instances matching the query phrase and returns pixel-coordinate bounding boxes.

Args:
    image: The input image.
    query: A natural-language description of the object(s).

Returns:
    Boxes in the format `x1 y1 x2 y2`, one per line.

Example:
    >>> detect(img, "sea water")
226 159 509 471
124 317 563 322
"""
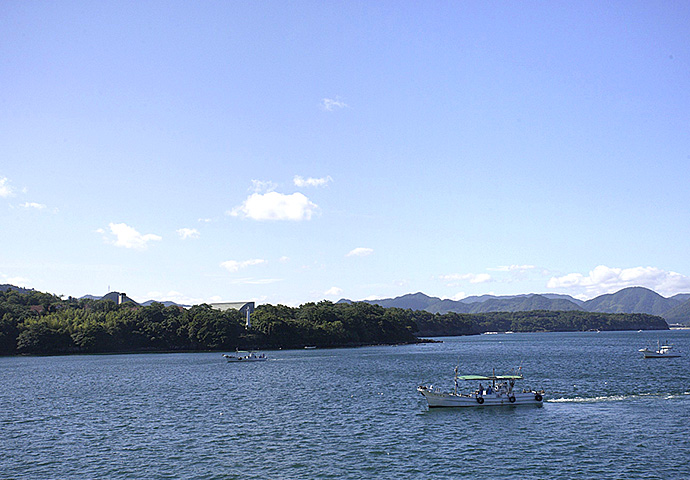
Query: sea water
1 330 688 479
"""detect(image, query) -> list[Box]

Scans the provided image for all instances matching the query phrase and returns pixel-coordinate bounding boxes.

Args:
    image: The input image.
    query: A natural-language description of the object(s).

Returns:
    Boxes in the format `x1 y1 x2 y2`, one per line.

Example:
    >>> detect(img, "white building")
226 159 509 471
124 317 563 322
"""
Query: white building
209 302 255 328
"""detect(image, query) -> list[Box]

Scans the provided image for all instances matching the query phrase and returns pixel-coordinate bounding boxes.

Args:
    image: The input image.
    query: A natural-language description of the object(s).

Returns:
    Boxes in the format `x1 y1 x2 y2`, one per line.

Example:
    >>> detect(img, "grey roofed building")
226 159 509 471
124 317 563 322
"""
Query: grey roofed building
209 301 255 328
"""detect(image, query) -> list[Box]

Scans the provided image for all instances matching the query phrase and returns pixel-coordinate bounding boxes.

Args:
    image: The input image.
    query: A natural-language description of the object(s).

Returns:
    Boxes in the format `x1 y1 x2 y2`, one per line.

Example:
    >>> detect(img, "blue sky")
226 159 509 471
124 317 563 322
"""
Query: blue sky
2 1 690 306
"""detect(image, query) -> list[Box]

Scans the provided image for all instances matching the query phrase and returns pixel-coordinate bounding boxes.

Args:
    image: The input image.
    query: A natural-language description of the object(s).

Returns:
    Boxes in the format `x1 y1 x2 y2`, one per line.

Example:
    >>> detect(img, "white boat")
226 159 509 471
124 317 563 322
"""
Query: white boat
418 367 545 408
639 341 680 358
222 351 268 362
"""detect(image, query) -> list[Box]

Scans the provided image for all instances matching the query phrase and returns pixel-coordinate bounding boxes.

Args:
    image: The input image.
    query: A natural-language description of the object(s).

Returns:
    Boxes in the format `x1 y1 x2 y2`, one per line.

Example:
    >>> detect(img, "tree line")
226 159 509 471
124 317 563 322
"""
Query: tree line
0 289 668 356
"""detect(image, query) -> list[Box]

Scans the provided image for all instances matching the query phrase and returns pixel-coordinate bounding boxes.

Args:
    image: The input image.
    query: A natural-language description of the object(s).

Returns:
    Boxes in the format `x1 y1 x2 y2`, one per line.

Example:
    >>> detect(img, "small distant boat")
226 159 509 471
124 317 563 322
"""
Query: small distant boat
222 351 268 362
418 367 545 408
304 346 317 349
639 341 680 358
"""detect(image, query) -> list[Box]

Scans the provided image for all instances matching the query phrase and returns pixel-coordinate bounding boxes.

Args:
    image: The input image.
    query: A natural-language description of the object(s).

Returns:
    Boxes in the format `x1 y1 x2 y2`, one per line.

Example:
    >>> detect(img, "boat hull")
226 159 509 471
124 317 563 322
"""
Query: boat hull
642 353 680 358
639 347 680 358
223 353 267 362
418 387 544 408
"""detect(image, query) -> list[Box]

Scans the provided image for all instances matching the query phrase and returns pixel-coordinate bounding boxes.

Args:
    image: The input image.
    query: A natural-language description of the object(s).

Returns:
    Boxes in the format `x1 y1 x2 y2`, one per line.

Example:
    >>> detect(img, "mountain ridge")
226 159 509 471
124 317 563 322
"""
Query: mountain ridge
340 286 690 324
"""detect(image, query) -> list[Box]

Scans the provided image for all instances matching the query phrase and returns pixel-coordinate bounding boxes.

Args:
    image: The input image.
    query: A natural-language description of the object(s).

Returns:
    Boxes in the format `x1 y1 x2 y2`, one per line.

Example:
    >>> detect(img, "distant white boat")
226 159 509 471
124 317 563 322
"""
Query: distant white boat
418 367 544 408
639 341 680 358
222 351 267 362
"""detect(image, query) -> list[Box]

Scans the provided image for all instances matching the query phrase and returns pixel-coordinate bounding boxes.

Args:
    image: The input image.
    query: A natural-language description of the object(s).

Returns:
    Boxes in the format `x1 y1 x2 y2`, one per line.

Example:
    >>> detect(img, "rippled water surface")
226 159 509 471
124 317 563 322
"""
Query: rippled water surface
2 330 689 479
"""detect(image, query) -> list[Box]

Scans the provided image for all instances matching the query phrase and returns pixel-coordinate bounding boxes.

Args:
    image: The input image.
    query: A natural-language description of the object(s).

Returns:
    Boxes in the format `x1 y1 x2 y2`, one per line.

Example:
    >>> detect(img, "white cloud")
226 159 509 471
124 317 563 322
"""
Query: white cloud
220 258 267 273
229 191 319 221
99 223 162 250
279 256 290 263
325 286 343 296
177 228 200 240
321 97 348 111
547 265 690 298
1 274 31 287
362 294 385 301
489 265 536 272
439 273 493 285
449 292 467 301
347 247 374 257
293 175 333 188
0 177 15 198
20 202 46 210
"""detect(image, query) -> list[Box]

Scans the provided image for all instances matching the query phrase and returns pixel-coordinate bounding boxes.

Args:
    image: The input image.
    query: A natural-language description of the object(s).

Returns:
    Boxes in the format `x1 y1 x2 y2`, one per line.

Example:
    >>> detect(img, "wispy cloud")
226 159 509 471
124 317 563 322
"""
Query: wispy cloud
347 247 373 257
19 202 58 213
177 228 200 240
250 179 278 193
226 277 282 285
439 273 493 285
0 177 15 198
293 175 333 188
547 265 690 298
321 97 348 111
489 265 536 272
1 273 31 288
220 259 267 273
98 223 162 250
229 191 319 221
21 202 46 210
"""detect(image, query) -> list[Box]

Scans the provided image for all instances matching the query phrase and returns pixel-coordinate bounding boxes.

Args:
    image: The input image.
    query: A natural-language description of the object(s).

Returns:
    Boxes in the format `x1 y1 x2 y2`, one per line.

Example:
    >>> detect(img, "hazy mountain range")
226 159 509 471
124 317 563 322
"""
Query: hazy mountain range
80 292 184 307
340 287 690 325
3 284 689 325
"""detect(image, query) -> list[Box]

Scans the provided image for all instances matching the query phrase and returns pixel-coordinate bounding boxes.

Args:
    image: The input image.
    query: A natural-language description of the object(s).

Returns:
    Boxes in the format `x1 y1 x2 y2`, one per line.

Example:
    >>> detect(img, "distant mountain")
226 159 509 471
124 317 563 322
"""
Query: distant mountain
0 284 35 294
140 300 190 308
582 287 680 316
80 294 102 300
670 293 690 303
340 286 690 325
79 291 139 305
457 294 507 304
656 299 690 325
463 295 582 314
540 293 586 306
339 292 442 311
458 293 584 306
341 292 585 315
79 292 188 308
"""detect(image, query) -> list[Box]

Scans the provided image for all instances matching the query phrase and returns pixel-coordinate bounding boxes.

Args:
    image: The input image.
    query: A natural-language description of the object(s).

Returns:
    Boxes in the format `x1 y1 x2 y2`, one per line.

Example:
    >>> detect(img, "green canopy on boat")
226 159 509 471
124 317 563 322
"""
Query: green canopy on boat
456 375 523 381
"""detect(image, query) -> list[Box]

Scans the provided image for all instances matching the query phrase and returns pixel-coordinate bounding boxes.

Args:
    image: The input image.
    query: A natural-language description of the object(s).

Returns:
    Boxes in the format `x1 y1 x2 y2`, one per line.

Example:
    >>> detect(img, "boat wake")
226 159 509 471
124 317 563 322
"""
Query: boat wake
548 392 690 403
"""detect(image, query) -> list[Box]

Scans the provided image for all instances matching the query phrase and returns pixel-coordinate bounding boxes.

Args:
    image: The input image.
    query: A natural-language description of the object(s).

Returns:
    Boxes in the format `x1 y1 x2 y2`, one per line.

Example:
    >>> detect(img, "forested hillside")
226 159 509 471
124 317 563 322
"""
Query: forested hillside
0 288 669 356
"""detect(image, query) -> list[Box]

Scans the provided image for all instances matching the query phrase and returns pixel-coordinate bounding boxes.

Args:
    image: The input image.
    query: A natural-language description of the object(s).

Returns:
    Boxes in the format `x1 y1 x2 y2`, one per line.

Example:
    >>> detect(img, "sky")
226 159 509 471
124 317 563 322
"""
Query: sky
2 1 690 306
